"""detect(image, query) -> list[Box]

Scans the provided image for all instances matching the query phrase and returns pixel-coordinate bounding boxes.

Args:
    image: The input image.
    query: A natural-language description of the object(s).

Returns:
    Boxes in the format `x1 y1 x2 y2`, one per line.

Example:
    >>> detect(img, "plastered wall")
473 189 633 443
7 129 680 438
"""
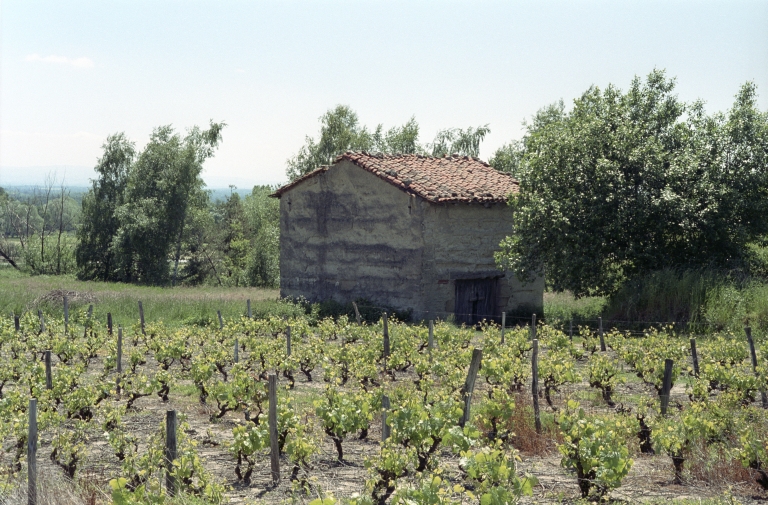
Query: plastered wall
279 161 425 310
418 201 544 321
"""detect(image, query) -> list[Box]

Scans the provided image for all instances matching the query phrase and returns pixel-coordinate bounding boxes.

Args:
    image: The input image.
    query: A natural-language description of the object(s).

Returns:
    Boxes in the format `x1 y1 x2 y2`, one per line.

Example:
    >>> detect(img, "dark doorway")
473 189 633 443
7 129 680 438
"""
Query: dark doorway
454 278 499 326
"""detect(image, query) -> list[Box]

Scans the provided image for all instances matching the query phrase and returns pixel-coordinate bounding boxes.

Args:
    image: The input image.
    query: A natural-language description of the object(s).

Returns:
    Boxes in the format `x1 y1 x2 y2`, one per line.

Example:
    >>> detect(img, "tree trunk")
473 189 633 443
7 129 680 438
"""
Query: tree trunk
39 184 53 271
56 189 65 275
0 248 20 270
171 211 186 287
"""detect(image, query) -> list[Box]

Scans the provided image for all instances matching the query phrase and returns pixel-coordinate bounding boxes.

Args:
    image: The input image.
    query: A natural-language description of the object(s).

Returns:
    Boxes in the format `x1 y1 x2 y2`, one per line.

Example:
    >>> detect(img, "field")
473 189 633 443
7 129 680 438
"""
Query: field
0 268 291 327
1 285 768 505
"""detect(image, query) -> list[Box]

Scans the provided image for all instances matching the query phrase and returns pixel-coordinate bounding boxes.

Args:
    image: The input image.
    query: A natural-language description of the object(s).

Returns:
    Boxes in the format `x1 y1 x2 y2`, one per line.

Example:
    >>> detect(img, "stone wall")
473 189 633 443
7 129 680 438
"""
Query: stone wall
418 201 544 321
279 160 425 310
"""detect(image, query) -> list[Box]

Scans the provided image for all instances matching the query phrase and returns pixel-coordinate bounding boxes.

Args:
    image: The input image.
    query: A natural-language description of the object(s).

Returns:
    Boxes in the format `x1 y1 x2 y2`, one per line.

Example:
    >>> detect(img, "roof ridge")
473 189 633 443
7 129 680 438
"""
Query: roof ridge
273 151 517 201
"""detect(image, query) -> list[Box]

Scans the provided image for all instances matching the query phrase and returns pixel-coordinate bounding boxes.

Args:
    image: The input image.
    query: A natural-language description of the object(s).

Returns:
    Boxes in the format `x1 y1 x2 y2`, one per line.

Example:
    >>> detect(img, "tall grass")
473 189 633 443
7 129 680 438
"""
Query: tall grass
604 269 716 324
604 268 768 332
543 291 606 323
544 268 768 333
0 267 300 328
5 265 768 332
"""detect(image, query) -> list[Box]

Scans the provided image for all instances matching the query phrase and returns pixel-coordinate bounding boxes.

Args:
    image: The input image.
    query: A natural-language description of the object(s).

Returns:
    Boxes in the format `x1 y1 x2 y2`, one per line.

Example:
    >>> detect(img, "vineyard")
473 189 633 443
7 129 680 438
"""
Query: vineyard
1 304 768 505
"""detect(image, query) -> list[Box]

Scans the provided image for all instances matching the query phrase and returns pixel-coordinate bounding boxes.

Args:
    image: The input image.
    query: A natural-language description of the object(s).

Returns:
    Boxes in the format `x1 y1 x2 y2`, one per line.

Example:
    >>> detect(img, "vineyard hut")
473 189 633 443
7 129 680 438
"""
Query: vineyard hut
271 152 544 324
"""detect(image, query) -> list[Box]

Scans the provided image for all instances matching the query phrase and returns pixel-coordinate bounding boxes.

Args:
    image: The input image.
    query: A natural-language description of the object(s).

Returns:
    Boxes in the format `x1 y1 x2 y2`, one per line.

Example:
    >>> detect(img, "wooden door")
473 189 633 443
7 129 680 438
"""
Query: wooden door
454 278 499 326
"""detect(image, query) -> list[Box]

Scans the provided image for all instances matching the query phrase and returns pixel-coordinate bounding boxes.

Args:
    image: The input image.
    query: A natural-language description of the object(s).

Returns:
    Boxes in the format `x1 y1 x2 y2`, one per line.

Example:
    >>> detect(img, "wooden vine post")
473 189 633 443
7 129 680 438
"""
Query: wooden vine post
531 313 537 341
746 327 768 409
117 327 123 394
14 315 19 332
660 359 674 416
44 351 52 390
500 312 506 344
690 339 700 377
165 410 177 496
352 301 362 325
38 310 45 333
598 316 606 352
569 319 573 341
217 310 224 330
381 395 391 441
28 398 37 505
531 339 541 434
138 301 146 335
107 312 113 336
268 374 280 485
428 320 434 352
382 312 390 363
286 326 292 357
459 349 483 427
247 298 252 319
234 338 239 364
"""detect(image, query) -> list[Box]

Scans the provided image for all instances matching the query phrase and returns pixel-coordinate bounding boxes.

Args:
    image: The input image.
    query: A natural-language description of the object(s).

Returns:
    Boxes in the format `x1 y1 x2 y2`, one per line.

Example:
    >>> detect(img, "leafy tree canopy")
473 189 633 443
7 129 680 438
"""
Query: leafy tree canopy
286 105 490 180
496 70 768 297
77 122 225 284
488 140 524 178
76 133 135 281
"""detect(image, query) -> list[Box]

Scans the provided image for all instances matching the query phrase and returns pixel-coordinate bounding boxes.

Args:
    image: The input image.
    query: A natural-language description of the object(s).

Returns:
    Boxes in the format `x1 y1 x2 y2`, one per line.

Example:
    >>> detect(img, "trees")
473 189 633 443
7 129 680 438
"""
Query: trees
77 122 225 285
286 106 374 181
76 133 135 281
427 125 490 158
488 140 524 178
489 101 564 178
242 186 279 287
0 180 80 274
179 186 280 288
76 122 283 288
286 105 491 180
115 123 224 285
496 71 768 297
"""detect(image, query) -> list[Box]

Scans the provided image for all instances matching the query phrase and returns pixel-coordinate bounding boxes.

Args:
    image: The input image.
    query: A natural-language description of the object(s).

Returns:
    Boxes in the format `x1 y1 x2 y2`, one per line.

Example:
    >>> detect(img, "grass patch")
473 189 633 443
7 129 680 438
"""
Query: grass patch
544 291 606 323
0 268 299 328
546 269 768 334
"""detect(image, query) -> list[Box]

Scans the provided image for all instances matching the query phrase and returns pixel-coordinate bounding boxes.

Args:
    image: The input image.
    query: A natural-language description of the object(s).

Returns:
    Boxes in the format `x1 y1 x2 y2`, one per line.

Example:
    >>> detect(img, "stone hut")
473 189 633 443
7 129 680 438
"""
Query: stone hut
271 152 543 324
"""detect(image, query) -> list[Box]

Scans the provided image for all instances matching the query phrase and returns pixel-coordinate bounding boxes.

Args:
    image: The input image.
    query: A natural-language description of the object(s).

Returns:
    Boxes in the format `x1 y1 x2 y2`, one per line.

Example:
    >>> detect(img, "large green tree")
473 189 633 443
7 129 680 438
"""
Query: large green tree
77 122 224 285
76 133 135 280
114 123 224 284
496 71 768 296
488 140 524 177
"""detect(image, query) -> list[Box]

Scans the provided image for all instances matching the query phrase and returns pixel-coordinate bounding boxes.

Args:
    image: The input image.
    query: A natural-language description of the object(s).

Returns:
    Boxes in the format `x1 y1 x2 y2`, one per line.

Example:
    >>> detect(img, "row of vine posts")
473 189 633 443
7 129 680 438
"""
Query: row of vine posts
16 297 768 504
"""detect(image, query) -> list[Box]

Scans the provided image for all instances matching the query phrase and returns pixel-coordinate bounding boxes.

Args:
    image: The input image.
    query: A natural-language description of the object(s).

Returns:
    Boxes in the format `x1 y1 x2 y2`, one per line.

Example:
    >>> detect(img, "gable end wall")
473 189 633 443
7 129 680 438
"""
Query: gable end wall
279 160 426 311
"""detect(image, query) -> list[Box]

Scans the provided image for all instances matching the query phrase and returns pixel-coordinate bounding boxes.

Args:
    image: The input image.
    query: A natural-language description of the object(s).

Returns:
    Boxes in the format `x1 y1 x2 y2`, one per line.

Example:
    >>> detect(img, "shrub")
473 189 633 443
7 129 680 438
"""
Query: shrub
557 401 635 498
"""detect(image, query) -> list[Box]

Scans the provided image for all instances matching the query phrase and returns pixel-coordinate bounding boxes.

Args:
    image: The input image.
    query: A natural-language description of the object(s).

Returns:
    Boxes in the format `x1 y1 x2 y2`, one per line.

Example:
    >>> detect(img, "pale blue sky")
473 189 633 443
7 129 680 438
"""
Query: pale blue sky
1 1 766 188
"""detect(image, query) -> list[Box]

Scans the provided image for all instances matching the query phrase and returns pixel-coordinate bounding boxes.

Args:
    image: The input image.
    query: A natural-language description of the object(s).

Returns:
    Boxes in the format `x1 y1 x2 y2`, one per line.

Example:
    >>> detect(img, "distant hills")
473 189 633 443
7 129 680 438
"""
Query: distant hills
0 165 95 187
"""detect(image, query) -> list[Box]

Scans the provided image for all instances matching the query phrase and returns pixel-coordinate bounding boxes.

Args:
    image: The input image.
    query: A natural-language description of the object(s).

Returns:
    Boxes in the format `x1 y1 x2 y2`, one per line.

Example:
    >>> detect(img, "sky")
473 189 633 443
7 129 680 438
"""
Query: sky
1 1 767 189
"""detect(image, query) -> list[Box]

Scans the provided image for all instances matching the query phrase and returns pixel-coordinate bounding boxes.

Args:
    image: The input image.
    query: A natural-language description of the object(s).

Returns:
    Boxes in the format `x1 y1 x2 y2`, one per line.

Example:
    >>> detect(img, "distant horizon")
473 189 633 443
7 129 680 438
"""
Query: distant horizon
0 164 284 190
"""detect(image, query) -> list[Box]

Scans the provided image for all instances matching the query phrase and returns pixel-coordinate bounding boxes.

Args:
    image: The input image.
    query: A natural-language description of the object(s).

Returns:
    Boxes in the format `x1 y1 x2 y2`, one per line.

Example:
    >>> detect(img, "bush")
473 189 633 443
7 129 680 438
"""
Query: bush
543 291 606 324
23 234 77 275
602 268 768 332
557 401 636 498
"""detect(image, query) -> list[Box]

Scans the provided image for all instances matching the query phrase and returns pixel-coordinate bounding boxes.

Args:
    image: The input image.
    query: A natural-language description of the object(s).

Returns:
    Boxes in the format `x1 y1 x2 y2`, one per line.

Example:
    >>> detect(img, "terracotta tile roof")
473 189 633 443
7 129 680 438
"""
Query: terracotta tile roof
271 152 519 203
